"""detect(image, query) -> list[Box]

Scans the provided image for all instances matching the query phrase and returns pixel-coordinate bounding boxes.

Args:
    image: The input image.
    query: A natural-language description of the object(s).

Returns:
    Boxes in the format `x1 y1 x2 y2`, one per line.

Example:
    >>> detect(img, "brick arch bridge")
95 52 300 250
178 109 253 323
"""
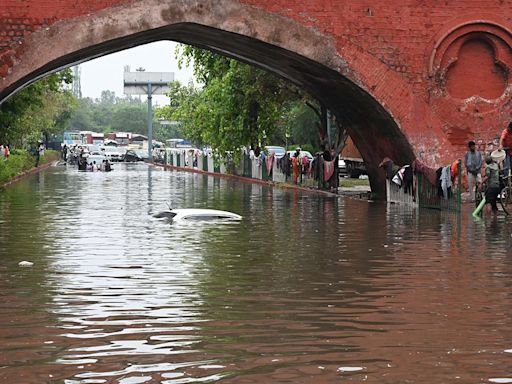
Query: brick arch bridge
1 1 511 197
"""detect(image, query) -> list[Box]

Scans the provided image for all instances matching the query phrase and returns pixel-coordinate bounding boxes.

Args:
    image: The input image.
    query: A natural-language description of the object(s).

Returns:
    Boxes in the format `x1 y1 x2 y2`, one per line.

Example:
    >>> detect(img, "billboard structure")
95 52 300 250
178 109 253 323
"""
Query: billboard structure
123 70 174 160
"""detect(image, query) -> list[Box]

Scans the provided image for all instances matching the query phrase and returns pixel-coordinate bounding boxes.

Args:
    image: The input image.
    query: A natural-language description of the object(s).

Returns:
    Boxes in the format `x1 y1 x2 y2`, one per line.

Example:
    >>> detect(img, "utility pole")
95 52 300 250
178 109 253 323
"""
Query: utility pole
72 65 82 98
147 83 153 160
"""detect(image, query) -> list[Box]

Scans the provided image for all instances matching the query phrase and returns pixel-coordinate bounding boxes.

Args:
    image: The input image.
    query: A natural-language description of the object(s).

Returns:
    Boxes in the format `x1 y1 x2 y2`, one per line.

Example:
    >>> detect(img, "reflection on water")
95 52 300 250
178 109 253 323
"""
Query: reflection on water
1 163 512 383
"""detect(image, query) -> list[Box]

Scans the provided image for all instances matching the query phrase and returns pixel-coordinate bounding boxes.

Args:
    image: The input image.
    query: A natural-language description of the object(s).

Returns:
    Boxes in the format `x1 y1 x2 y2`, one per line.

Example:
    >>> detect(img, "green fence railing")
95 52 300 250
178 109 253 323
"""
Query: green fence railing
243 154 252 178
203 155 208 171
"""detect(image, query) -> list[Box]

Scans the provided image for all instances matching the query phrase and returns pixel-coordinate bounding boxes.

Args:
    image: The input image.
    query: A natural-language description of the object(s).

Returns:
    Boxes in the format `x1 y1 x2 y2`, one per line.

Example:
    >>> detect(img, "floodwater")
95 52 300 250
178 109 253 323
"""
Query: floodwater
1 163 512 383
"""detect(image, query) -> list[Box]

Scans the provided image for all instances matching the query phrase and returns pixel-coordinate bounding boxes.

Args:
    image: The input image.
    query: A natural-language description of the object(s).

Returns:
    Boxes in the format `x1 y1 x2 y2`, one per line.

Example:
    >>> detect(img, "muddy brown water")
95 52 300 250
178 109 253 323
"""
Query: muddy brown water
1 163 512 383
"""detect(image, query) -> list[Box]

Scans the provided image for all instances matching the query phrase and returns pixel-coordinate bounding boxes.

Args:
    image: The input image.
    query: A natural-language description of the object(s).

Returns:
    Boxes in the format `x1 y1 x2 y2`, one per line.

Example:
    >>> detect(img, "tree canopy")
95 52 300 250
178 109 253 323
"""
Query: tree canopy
0 70 75 147
156 45 346 159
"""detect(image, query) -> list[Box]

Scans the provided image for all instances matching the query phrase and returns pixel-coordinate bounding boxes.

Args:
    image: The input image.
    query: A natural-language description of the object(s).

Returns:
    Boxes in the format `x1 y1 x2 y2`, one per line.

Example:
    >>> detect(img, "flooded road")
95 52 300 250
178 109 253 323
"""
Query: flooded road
1 163 512 383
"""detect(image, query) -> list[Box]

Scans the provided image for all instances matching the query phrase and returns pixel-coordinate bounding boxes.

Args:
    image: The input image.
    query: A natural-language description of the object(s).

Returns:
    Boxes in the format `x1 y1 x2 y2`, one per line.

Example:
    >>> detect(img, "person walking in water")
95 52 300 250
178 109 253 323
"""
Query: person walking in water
464 140 482 202
483 156 501 215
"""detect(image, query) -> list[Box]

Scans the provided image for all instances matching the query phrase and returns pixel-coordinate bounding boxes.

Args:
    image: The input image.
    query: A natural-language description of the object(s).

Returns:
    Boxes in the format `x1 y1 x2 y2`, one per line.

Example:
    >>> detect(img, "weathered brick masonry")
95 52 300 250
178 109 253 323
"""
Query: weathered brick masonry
0 0 511 195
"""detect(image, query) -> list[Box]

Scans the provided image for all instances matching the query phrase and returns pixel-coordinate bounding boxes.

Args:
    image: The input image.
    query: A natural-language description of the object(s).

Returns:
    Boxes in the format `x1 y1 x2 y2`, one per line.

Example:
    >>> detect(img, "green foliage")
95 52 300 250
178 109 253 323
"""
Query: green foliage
157 44 346 162
0 150 59 184
0 70 75 148
0 152 34 182
157 45 321 161
67 93 177 141
340 178 370 188
282 102 322 151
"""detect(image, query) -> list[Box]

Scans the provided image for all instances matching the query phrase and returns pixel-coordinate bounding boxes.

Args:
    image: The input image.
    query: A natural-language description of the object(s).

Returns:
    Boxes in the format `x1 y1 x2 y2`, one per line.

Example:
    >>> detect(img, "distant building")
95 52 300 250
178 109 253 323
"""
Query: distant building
80 131 104 145
106 132 131 146
166 138 192 148
131 134 148 149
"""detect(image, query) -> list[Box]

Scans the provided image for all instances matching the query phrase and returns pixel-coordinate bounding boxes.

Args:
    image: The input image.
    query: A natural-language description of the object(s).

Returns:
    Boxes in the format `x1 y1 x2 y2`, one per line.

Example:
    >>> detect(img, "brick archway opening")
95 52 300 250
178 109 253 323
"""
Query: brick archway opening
0 22 415 198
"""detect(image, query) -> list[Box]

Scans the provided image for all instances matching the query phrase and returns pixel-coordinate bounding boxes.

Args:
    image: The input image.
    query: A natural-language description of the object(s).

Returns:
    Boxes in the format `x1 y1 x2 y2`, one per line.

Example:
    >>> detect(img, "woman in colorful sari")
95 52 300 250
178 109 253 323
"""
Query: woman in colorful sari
292 149 301 184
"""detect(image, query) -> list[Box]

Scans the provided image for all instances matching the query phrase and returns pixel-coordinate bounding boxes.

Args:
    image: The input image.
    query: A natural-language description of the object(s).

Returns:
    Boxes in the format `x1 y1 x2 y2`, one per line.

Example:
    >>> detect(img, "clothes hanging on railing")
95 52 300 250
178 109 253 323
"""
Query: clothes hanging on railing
392 169 403 186
324 159 336 182
276 155 291 176
412 159 438 186
403 166 413 194
440 166 452 199
392 165 413 192
266 154 274 175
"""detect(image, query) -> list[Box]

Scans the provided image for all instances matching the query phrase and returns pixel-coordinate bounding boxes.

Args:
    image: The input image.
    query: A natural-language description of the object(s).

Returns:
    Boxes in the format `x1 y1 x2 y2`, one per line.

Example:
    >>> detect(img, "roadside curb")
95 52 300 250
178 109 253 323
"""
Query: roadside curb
0 160 55 189
151 162 348 198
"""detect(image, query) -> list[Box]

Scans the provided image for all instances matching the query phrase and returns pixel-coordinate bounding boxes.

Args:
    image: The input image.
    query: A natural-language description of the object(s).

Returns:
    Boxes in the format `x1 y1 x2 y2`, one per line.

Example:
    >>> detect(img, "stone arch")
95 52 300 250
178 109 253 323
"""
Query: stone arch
0 0 436 197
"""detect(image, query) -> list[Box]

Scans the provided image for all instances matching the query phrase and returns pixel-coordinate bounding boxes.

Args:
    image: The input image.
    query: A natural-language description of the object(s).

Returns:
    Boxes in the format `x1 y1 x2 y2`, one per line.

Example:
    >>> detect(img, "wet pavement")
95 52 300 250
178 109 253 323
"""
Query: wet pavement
1 163 512 383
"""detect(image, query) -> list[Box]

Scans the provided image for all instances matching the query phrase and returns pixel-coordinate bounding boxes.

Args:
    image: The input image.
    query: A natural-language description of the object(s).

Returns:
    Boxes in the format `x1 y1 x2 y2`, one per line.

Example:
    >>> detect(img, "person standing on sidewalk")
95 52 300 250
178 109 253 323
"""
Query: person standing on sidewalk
464 140 482 202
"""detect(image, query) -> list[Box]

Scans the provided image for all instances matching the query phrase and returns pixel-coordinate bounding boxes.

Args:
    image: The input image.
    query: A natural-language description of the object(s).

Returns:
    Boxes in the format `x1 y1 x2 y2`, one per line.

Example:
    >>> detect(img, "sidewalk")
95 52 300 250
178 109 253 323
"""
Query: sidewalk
153 162 372 199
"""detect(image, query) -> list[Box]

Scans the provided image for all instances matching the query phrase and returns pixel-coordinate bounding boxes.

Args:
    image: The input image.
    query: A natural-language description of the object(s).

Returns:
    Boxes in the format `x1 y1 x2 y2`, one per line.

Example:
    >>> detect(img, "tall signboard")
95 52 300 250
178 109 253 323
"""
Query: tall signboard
123 71 174 160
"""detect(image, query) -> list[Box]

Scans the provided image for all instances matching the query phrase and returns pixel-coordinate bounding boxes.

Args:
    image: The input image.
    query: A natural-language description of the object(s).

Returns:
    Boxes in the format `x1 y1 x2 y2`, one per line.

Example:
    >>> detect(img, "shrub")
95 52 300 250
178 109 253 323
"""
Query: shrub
0 151 35 183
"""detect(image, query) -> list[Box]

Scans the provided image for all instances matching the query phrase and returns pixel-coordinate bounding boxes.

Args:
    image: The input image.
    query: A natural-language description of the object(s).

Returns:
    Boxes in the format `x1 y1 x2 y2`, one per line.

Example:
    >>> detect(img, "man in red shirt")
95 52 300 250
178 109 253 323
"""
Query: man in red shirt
499 121 512 172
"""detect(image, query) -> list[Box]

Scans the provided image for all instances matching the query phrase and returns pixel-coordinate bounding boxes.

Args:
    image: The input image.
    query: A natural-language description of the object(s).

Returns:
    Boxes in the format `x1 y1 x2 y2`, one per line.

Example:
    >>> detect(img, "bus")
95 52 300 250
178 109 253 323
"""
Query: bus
63 131 83 146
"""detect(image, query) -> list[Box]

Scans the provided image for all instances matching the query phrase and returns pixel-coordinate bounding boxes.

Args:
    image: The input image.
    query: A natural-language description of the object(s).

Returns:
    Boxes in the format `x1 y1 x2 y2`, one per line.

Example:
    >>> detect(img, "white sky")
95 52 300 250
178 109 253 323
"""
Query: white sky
79 41 195 106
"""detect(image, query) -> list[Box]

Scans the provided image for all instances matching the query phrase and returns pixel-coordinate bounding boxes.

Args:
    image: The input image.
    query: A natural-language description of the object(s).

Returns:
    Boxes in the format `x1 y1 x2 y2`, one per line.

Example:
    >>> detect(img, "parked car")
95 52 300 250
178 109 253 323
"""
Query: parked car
84 144 102 155
135 150 149 160
265 145 286 159
124 150 144 162
102 146 126 162
338 156 347 176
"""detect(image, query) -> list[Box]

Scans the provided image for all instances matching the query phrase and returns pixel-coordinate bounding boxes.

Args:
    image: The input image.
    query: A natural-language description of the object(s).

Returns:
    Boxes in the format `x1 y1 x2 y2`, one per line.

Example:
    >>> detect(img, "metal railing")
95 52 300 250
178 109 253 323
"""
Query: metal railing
416 160 462 212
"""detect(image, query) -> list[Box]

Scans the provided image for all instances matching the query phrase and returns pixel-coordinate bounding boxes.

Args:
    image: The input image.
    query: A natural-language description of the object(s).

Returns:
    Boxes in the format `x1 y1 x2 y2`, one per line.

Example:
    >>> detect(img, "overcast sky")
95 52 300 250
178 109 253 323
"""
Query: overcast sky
79 41 195 106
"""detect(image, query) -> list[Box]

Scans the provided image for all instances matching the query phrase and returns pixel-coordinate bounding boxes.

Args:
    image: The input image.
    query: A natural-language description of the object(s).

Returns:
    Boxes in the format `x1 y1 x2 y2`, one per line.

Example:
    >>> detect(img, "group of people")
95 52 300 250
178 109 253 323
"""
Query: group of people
464 121 512 214
261 146 336 188
78 159 112 172
61 144 82 164
62 144 113 172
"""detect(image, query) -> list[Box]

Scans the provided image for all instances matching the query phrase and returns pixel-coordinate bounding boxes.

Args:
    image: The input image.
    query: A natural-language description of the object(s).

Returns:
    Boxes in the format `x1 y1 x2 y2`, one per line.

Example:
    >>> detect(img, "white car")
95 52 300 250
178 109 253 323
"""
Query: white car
84 144 102 156
338 157 347 175
155 209 242 223
287 150 314 162
102 146 126 162
265 146 286 159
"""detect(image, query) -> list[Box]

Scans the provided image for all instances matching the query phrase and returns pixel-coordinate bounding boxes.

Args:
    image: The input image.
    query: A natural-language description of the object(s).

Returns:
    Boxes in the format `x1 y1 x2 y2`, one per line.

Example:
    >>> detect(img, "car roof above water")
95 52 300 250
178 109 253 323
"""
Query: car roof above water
170 209 242 221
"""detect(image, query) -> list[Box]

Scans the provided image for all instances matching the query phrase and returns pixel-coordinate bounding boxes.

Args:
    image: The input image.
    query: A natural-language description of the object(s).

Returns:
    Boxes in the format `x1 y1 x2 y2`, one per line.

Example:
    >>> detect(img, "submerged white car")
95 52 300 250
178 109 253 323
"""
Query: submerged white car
155 209 242 222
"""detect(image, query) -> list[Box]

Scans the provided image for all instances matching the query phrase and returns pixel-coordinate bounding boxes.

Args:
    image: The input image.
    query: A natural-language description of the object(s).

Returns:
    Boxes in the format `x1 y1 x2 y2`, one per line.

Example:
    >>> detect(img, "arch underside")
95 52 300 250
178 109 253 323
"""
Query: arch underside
0 22 415 198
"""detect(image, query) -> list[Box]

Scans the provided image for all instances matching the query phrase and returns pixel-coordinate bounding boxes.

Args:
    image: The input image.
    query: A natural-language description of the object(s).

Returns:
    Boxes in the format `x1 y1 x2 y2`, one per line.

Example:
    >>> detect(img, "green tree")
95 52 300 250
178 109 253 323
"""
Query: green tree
67 93 153 136
0 69 75 147
162 46 306 158
158 45 349 161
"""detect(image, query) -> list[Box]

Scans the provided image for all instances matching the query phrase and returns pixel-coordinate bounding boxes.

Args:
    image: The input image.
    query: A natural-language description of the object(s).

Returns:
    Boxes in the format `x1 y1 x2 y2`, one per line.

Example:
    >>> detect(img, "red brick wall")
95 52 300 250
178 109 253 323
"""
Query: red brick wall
1 0 511 166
